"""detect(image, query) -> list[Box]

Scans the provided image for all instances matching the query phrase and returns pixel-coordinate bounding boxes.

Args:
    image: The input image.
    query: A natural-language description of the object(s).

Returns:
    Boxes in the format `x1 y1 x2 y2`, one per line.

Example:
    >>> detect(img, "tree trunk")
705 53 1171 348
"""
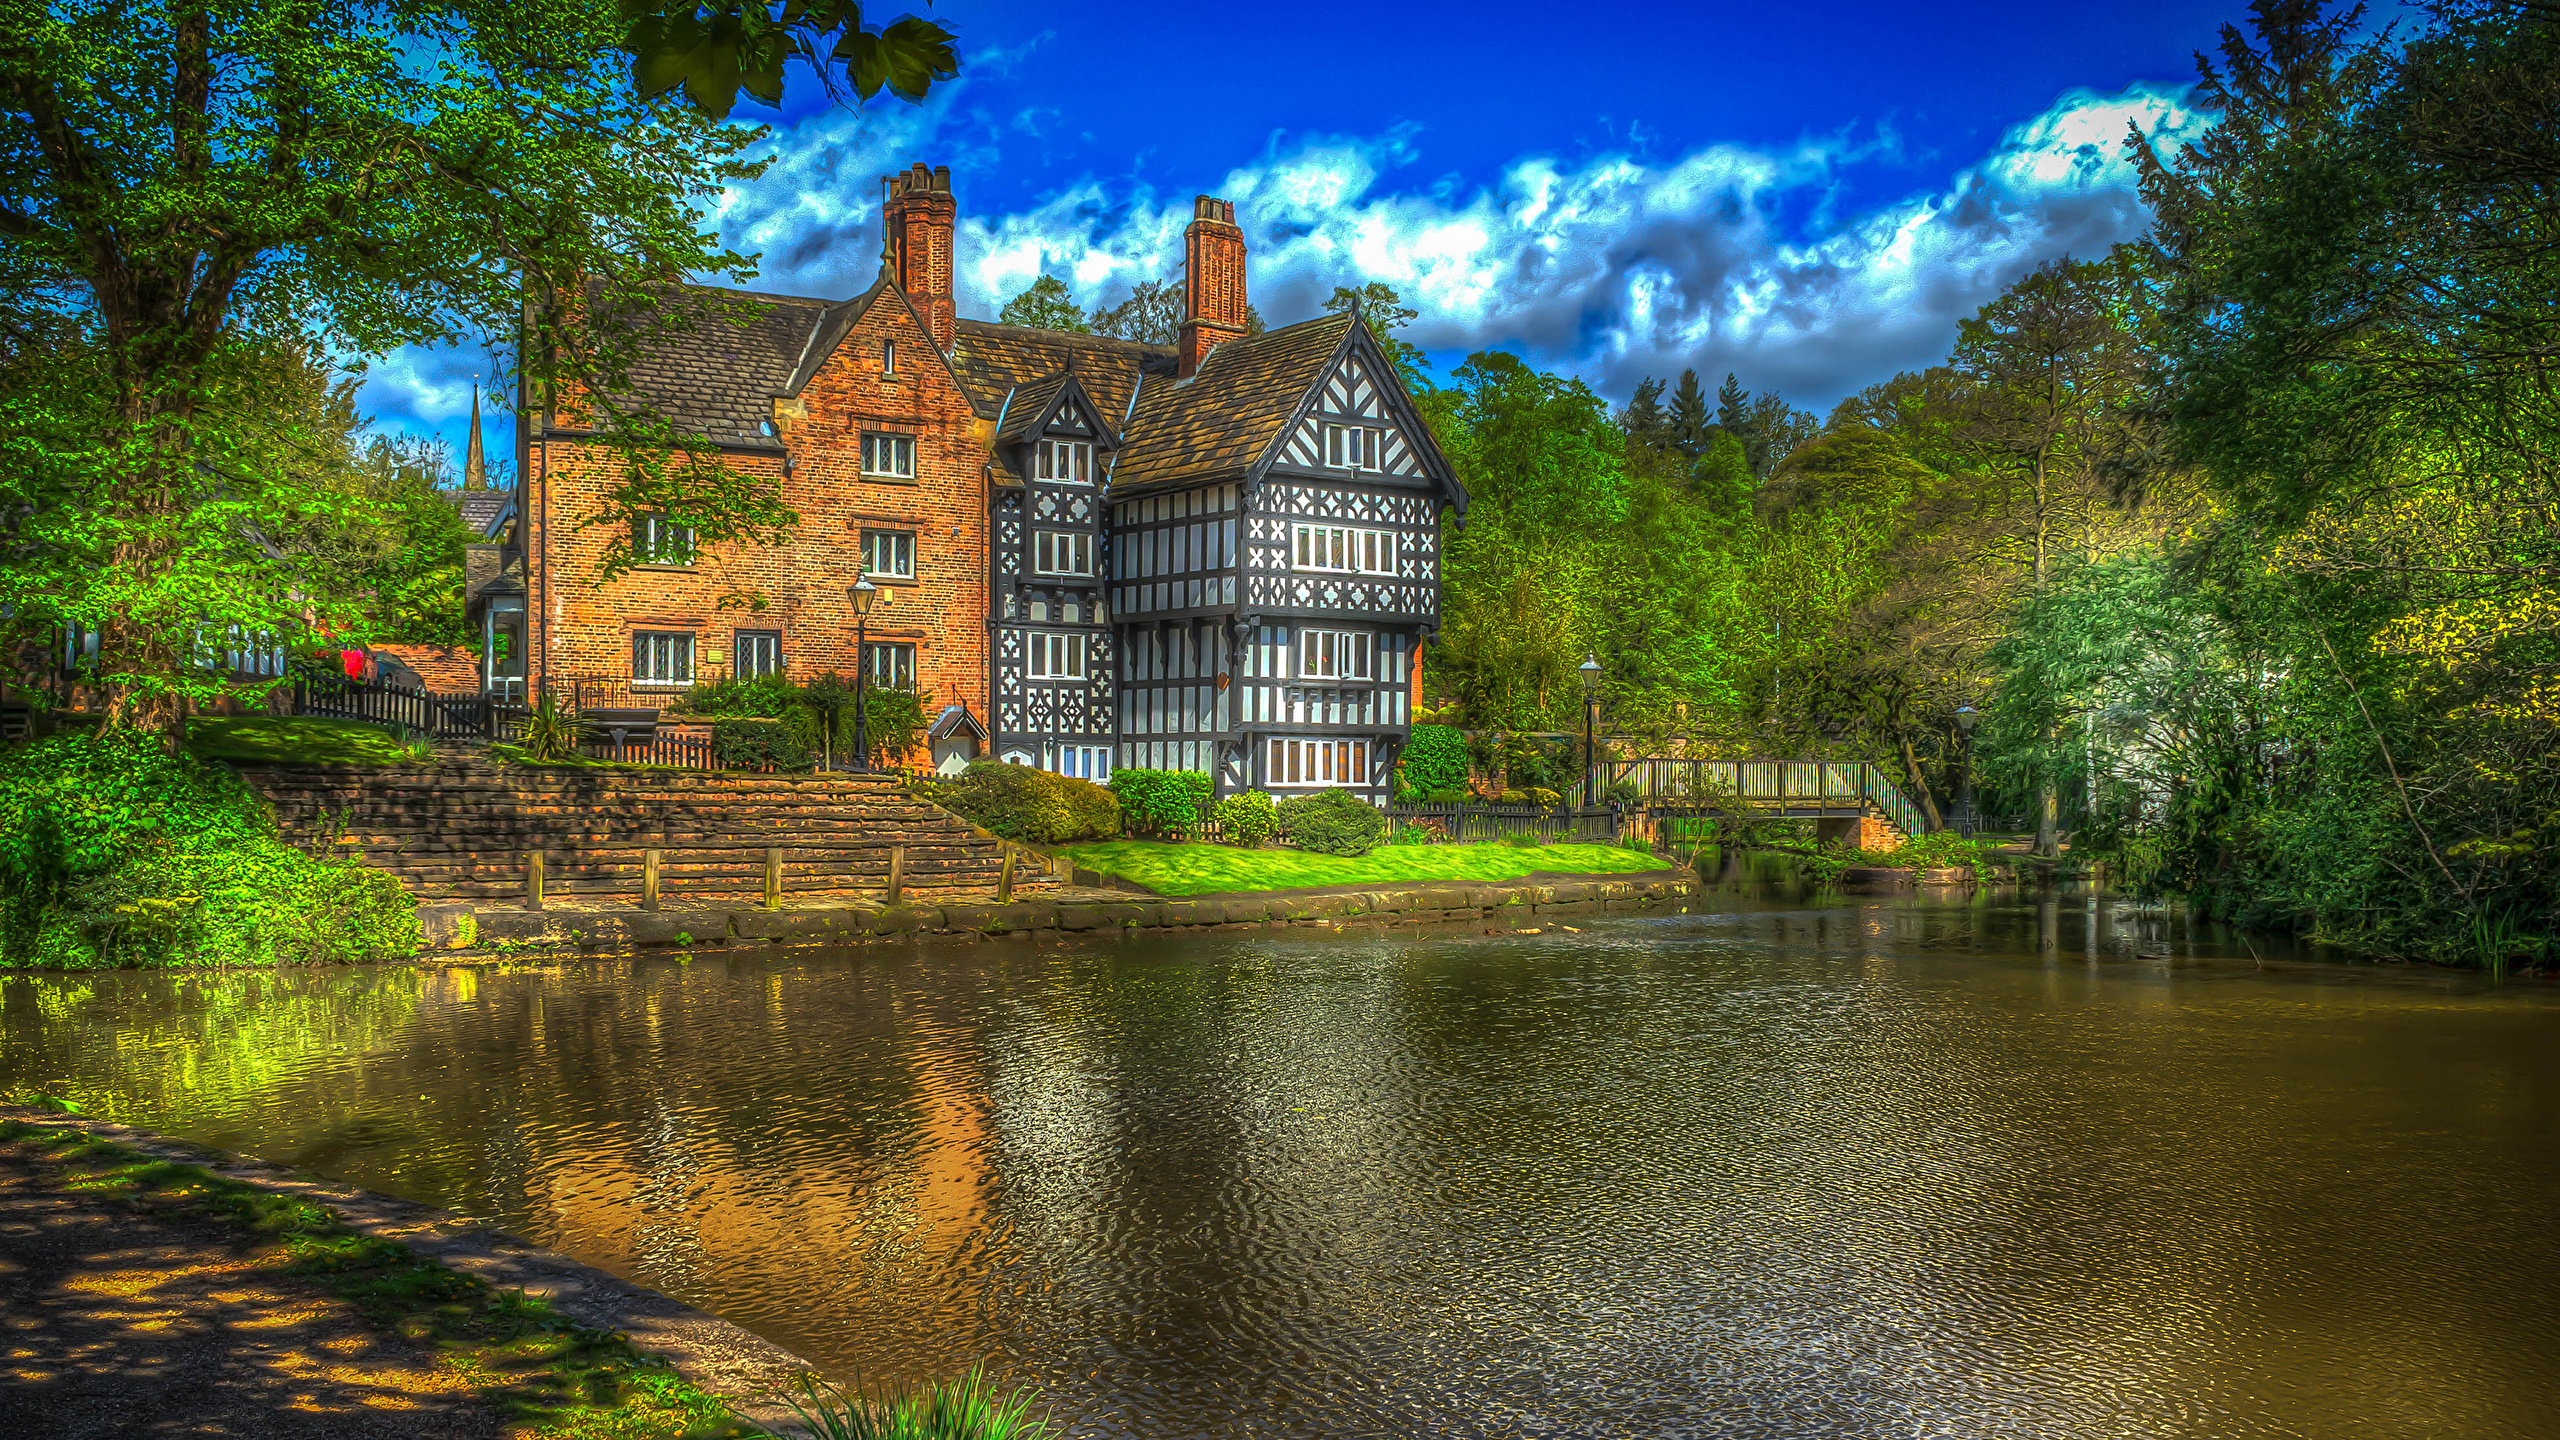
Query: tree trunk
2035 777 2060 857
1898 733 1944 832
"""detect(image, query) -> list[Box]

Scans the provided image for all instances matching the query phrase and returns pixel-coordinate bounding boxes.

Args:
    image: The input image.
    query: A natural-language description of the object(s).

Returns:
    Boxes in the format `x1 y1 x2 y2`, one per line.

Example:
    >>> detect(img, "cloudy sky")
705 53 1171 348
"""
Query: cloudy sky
381 0 2235 475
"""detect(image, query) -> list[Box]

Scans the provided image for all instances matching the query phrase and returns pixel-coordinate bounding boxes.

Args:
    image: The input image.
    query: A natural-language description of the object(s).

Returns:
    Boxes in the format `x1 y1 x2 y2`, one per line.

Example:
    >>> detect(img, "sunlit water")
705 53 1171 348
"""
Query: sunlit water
6 880 2558 1438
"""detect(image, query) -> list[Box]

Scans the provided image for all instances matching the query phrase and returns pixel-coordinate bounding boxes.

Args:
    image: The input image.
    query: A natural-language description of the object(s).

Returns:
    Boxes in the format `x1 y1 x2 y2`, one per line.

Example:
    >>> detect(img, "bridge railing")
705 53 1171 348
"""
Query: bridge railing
1613 758 1931 836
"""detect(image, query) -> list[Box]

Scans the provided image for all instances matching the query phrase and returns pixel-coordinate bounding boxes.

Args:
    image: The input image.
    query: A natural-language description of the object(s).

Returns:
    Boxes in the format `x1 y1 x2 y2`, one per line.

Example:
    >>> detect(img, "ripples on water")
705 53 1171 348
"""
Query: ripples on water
6 884 2558 1438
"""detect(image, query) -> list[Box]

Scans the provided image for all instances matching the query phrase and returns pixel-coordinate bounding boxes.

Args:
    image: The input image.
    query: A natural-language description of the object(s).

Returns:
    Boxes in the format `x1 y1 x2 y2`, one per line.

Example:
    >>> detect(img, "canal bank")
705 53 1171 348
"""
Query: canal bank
411 870 1701 961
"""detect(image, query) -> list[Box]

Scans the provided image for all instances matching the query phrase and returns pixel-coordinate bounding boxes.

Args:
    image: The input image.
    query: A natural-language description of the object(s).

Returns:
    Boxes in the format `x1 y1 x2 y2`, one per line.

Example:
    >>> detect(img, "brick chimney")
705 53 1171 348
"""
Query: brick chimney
1179 196 1247 378
881 162 957 352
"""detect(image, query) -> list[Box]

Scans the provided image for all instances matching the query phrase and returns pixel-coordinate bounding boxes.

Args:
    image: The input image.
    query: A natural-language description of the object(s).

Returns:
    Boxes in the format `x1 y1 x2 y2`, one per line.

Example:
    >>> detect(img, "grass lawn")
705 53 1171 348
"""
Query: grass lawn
1056 839 1674 895
185 715 428 766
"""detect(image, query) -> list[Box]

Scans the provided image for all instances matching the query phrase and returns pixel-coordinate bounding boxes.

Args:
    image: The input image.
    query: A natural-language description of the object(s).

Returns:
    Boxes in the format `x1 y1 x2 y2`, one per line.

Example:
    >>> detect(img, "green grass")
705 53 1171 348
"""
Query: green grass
0 1118 754 1438
1055 840 1673 895
185 715 429 766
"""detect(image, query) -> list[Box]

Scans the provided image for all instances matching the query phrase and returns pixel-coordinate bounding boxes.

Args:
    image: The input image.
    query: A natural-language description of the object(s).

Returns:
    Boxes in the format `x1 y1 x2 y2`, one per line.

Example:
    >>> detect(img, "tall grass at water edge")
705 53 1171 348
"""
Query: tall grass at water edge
773 1369 1055 1440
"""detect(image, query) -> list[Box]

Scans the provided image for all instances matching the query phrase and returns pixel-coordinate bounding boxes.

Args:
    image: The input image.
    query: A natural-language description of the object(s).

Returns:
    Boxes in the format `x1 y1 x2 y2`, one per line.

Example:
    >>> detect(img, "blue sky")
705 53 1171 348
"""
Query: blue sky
382 0 2240 478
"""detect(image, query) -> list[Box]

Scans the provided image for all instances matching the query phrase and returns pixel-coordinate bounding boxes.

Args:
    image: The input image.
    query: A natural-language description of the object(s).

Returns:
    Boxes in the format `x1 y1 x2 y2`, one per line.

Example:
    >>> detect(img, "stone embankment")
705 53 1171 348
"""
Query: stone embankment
418 873 1699 959
239 760 1046 906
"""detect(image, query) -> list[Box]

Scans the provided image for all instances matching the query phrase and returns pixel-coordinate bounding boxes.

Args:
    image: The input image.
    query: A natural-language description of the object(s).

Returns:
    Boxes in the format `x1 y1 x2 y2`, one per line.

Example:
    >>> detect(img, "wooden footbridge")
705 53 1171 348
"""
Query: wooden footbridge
1602 760 1930 844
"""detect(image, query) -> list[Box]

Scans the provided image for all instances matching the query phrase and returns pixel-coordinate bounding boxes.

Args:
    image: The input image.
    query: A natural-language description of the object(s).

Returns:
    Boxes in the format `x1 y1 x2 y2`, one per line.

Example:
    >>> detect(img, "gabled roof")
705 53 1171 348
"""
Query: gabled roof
1110 312 1356 495
449 489 511 537
994 369 1119 448
928 703 988 741
607 285 835 450
948 320 1167 424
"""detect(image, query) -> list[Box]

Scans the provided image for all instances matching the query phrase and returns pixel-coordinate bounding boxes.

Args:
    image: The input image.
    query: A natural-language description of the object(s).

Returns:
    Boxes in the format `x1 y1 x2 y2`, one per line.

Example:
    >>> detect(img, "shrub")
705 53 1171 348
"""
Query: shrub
930 762 1119 844
711 716 813 771
519 688 578 761
1110 768 1212 836
680 671 930 768
1213 789 1278 847
1276 788 1388 857
1387 820 1443 846
1396 724 1470 800
0 730 418 969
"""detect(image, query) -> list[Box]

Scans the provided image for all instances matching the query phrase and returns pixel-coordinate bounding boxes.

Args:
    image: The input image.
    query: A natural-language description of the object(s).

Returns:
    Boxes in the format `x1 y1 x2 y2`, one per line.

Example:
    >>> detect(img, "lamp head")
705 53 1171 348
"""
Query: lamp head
1955 705 1977 733
849 577 878 618
1578 654 1602 693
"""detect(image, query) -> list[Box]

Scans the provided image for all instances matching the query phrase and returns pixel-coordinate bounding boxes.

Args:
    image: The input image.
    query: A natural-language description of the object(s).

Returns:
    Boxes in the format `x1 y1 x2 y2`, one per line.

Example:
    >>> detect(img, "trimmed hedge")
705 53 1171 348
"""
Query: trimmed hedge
928 761 1119 844
1276 787 1388 857
1396 723 1470 800
710 716 812 771
1110 768 1212 836
1214 789 1278 847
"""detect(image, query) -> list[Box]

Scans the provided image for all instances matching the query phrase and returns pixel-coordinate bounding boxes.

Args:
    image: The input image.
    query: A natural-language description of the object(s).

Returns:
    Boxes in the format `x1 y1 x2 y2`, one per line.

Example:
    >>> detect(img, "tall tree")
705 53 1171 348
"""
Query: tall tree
1621 378 1672 455
1322 282 1427 386
1089 280 1184 344
1667 370 1712 459
0 0 793 738
997 274 1090 333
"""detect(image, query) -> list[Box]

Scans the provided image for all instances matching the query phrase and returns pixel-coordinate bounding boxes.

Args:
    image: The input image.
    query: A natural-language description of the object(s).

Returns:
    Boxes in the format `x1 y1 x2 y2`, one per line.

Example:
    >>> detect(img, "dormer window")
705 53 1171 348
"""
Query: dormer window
1035 439 1093 484
883 339 896 374
1325 424 1381 471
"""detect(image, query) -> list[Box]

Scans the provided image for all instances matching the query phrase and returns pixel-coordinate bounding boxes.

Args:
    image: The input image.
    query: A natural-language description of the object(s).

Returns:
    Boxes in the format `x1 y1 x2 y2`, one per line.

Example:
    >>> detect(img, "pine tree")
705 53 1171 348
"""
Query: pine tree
1716 372 1750 434
997 275 1090 333
1623 378 1670 452
1667 369 1712 459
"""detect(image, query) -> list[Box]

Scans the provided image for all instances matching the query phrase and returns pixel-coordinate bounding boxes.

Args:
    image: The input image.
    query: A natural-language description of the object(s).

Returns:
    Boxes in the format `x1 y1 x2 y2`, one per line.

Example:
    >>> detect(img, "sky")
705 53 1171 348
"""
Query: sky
380 0 2242 478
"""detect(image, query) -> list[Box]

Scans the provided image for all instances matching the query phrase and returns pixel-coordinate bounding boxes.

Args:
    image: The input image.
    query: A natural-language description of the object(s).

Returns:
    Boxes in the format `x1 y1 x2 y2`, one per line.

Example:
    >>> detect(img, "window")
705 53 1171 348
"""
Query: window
1268 737 1372 788
883 338 896 374
734 629 782 679
1324 424 1382 471
864 642 916 690
863 529 916 580
1052 745 1111 781
633 632 695 687
1034 529 1092 576
1028 632 1087 680
1291 523 1397 575
633 513 695 565
1295 629 1375 681
863 432 916 479
1035 439 1093 484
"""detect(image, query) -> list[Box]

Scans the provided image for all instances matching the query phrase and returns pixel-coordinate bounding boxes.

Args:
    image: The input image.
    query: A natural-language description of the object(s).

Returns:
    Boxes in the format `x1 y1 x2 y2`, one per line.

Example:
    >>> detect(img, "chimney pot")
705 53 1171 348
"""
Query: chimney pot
882 158 959 352
1179 195 1248 378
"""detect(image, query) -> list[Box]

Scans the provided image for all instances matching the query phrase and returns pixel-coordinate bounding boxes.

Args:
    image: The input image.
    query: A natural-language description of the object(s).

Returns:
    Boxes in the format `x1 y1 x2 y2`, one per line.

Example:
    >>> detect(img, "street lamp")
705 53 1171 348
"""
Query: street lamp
1954 705 1978 836
1578 655 1603 809
848 578 879 773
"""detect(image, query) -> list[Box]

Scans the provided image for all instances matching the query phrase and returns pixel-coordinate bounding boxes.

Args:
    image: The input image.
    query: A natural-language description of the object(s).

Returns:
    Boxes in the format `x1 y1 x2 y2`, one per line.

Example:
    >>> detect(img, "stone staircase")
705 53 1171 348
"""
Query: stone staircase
238 759 1050 905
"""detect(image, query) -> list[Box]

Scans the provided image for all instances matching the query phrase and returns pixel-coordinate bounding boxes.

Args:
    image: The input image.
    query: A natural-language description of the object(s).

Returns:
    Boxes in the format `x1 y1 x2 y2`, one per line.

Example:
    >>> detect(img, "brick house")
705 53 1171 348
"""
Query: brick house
484 163 1465 794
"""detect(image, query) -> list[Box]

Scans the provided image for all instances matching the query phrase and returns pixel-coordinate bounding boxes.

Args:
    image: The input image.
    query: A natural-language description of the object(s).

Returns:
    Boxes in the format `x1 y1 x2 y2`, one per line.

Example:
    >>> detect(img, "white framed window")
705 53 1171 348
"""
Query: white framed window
864 642 916 690
863 528 916 580
734 629 783 679
883 338 896 374
633 512 695 565
1268 736 1371 788
1324 424 1381 471
633 631 695 687
1036 439 1093 484
1052 745 1111 781
1291 523 1397 575
1034 529 1092 576
863 432 916 479
1295 629 1375 681
1028 632 1087 680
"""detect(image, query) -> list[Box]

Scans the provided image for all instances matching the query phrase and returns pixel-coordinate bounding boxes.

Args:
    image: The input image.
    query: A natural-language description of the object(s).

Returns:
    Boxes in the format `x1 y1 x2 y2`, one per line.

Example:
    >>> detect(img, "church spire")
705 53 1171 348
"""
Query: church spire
463 383 486 492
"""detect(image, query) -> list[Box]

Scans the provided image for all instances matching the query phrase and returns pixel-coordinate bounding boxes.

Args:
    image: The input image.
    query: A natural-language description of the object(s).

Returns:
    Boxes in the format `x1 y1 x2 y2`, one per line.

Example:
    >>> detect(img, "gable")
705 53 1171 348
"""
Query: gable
1271 348 1428 480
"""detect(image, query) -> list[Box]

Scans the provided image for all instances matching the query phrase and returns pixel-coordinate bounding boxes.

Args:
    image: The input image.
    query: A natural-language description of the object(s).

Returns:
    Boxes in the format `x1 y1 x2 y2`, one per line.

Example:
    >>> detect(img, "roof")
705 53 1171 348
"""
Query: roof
993 371 1074 447
604 284 836 450
928 703 988 741
450 490 510 536
1110 311 1358 495
371 643 481 693
948 319 1167 424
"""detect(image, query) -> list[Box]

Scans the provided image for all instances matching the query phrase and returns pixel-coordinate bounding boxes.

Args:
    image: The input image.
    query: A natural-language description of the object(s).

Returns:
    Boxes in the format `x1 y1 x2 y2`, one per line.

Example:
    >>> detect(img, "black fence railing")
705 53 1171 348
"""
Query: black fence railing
291 675 493 740
577 731 717 769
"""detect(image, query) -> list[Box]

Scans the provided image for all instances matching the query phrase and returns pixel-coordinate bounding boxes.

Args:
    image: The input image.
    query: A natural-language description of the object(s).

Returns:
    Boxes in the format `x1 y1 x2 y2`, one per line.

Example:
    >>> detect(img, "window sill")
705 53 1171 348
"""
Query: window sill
861 473 920 486
632 562 699 573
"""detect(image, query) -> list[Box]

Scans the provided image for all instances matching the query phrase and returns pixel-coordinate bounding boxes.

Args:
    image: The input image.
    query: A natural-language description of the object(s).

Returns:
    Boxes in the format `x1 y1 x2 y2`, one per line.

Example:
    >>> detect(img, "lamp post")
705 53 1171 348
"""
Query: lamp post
1578 654 1603 808
848 578 878 773
1954 705 1978 836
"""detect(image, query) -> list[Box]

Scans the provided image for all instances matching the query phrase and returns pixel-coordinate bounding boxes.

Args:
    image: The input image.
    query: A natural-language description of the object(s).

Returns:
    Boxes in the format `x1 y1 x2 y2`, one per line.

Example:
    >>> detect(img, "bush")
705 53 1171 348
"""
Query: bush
1276 788 1388 856
929 762 1119 844
0 729 418 969
710 716 812 771
1387 820 1443 846
1396 724 1470 800
1214 789 1278 847
1110 768 1213 836
681 672 930 768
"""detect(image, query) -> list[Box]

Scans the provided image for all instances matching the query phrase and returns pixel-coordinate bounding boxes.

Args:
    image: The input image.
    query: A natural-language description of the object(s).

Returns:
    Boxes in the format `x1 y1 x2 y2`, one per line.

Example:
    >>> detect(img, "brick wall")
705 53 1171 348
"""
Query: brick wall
528 289 990 750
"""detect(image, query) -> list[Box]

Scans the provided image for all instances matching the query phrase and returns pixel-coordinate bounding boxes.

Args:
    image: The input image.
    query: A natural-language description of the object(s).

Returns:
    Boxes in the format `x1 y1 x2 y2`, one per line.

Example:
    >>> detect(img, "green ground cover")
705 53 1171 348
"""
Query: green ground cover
184 715 428 766
1056 840 1671 896
0 1117 754 1438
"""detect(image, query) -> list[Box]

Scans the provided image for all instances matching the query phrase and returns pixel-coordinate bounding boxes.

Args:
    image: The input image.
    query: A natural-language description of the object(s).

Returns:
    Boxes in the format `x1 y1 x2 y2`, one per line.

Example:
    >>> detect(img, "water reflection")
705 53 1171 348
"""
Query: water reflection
5 888 2557 1438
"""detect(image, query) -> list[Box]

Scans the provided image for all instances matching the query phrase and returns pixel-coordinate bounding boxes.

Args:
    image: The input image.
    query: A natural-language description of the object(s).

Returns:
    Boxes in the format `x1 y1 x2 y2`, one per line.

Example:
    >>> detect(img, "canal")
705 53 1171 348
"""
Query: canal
5 886 2556 1437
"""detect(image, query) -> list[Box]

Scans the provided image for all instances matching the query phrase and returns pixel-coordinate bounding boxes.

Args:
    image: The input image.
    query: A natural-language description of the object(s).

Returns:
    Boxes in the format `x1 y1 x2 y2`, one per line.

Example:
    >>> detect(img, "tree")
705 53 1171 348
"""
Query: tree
1322 282 1427 386
1667 370 1712 459
622 1 959 119
0 0 792 739
997 275 1091 333
1089 280 1184 344
1621 378 1672 455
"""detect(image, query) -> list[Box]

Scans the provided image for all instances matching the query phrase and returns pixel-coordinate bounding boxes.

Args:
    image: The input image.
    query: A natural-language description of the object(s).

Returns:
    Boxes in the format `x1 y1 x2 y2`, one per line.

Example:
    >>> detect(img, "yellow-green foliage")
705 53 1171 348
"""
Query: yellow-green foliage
928 762 1119 844
1213 789 1278 846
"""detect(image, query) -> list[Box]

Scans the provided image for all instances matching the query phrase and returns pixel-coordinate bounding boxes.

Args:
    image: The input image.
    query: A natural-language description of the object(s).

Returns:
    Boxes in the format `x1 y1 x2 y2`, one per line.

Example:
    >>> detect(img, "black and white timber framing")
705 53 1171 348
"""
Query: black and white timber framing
986 371 1119 779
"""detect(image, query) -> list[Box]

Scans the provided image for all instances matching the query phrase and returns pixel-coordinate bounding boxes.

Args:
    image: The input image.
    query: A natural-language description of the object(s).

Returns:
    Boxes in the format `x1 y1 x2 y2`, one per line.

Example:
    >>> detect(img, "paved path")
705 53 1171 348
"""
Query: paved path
0 1137 498 1438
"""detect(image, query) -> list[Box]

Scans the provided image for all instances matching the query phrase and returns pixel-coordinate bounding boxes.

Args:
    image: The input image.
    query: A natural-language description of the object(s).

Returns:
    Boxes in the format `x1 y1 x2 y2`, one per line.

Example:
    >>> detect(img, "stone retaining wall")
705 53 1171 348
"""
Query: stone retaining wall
421 873 1699 958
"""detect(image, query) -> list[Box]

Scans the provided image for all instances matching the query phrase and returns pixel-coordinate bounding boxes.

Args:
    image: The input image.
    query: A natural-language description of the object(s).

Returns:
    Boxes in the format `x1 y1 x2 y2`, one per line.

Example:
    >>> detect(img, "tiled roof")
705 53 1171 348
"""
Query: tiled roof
606 285 836 449
948 320 1167 425
993 371 1073 446
451 490 510 536
371 643 482 692
1110 312 1355 495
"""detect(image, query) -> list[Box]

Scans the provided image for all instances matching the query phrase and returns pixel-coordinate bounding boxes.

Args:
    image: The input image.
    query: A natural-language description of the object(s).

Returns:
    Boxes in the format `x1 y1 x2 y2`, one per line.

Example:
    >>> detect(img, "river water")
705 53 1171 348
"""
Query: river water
5 883 2557 1438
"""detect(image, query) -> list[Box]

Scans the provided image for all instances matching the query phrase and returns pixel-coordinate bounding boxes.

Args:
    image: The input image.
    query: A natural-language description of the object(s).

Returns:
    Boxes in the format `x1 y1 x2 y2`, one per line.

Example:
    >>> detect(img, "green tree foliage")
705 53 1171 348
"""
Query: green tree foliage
1213 788 1278 847
622 1 958 119
1089 280 1184 344
1108 768 1213 836
0 0 790 738
1395 723 1471 800
1668 370 1713 459
1322 283 1428 386
997 275 1092 333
